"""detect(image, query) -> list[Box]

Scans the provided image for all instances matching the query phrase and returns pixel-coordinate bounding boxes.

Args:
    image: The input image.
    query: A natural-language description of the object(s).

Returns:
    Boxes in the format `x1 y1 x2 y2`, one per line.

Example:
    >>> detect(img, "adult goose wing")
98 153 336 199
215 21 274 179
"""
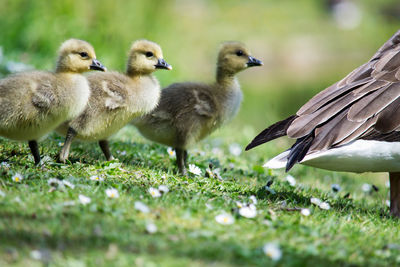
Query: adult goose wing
287 32 400 139
285 50 400 170
246 30 400 157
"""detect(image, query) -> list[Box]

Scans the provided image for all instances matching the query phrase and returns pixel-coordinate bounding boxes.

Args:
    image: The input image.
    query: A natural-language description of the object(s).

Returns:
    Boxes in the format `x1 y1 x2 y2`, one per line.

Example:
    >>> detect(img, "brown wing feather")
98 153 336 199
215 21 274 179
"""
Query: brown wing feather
245 115 297 150
373 48 400 72
353 80 389 95
295 30 400 118
287 80 382 139
347 82 400 122
311 110 377 151
296 77 370 116
374 96 400 133
333 116 378 147
309 108 357 152
369 30 400 61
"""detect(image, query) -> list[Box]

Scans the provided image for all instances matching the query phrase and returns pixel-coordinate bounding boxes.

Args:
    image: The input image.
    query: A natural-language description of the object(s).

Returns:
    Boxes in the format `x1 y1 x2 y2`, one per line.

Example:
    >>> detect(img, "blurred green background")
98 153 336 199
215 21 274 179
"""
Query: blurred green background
0 0 398 142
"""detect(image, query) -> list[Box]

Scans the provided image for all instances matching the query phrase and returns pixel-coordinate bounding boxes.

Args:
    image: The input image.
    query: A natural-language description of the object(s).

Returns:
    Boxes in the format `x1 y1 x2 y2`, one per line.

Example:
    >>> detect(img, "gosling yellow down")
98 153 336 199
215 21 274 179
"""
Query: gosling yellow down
0 39 106 164
57 40 171 162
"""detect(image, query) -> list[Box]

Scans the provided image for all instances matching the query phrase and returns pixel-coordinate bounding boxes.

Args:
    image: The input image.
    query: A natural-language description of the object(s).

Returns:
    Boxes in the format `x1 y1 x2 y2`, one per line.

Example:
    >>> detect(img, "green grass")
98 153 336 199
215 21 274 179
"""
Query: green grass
0 124 398 267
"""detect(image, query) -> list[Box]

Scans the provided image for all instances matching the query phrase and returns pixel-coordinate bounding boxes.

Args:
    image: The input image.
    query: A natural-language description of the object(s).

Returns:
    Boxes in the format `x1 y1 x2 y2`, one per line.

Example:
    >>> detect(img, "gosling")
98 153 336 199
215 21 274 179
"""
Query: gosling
0 39 105 164
133 42 262 174
57 40 171 162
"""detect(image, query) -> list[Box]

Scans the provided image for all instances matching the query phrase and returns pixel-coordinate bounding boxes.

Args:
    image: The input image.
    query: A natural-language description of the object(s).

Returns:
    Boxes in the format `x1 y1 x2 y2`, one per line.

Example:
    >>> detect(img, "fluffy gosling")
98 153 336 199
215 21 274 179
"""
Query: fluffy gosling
133 42 262 174
0 39 105 164
57 40 171 162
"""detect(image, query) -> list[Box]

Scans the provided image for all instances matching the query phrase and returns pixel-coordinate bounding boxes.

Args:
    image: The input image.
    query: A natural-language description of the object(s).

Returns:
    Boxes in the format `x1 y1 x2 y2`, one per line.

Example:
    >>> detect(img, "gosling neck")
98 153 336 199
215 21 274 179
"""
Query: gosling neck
216 67 237 87
55 65 75 74
126 67 152 79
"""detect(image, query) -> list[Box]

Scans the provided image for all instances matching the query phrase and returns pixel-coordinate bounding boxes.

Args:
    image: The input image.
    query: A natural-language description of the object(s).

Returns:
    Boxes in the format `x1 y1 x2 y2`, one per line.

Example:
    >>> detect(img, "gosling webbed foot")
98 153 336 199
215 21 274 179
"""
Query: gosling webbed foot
175 148 188 175
99 140 114 161
58 127 77 163
28 140 40 165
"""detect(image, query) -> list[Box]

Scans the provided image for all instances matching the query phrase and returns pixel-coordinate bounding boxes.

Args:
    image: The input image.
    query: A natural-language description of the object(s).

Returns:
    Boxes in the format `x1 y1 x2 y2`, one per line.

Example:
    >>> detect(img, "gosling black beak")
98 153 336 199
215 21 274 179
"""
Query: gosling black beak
247 56 263 67
155 58 172 70
90 59 107 72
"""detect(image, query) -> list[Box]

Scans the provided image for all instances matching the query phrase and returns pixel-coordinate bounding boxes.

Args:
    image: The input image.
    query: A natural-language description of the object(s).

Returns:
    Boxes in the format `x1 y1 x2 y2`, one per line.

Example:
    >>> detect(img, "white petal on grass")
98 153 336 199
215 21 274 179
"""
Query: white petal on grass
158 185 169 194
301 208 311 216
386 200 391 207
106 188 119 199
167 147 176 157
48 178 62 187
78 194 91 205
250 195 257 204
90 175 104 182
263 242 282 261
319 202 331 210
12 173 24 182
134 201 150 213
229 143 242 156
310 197 322 206
188 164 202 176
148 187 162 198
30 250 42 260
62 180 75 189
215 213 235 225
239 204 257 218
386 181 390 188
362 183 372 193
1 162 10 168
286 175 296 187
146 223 157 234
331 184 341 192
205 203 213 210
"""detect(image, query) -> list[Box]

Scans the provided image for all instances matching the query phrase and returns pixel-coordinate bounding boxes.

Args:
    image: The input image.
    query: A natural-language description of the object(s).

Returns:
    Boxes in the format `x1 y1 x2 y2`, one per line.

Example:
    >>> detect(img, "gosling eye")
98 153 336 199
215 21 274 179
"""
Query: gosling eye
145 52 154 58
236 50 244 57
79 52 89 58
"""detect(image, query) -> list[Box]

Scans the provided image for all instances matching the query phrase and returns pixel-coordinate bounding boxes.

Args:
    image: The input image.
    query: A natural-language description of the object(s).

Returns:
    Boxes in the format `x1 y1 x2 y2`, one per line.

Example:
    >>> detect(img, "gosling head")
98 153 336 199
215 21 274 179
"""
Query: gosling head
217 41 263 75
56 39 106 73
126 40 172 76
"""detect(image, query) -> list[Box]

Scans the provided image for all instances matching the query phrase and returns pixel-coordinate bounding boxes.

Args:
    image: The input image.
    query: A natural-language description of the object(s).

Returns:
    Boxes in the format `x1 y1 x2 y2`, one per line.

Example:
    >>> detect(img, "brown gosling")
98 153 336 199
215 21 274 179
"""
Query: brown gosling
132 42 262 175
0 39 105 164
56 40 171 162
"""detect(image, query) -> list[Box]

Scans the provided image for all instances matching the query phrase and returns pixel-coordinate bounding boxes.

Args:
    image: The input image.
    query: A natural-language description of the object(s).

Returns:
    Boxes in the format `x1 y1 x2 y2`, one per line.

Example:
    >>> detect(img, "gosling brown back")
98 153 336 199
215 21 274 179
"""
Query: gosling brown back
133 42 262 174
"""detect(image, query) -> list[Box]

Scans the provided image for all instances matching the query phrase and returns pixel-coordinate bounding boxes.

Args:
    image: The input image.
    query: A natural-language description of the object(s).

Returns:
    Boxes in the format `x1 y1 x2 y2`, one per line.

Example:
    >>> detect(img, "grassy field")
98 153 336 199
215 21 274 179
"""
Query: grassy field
1 0 400 266
0 125 397 267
